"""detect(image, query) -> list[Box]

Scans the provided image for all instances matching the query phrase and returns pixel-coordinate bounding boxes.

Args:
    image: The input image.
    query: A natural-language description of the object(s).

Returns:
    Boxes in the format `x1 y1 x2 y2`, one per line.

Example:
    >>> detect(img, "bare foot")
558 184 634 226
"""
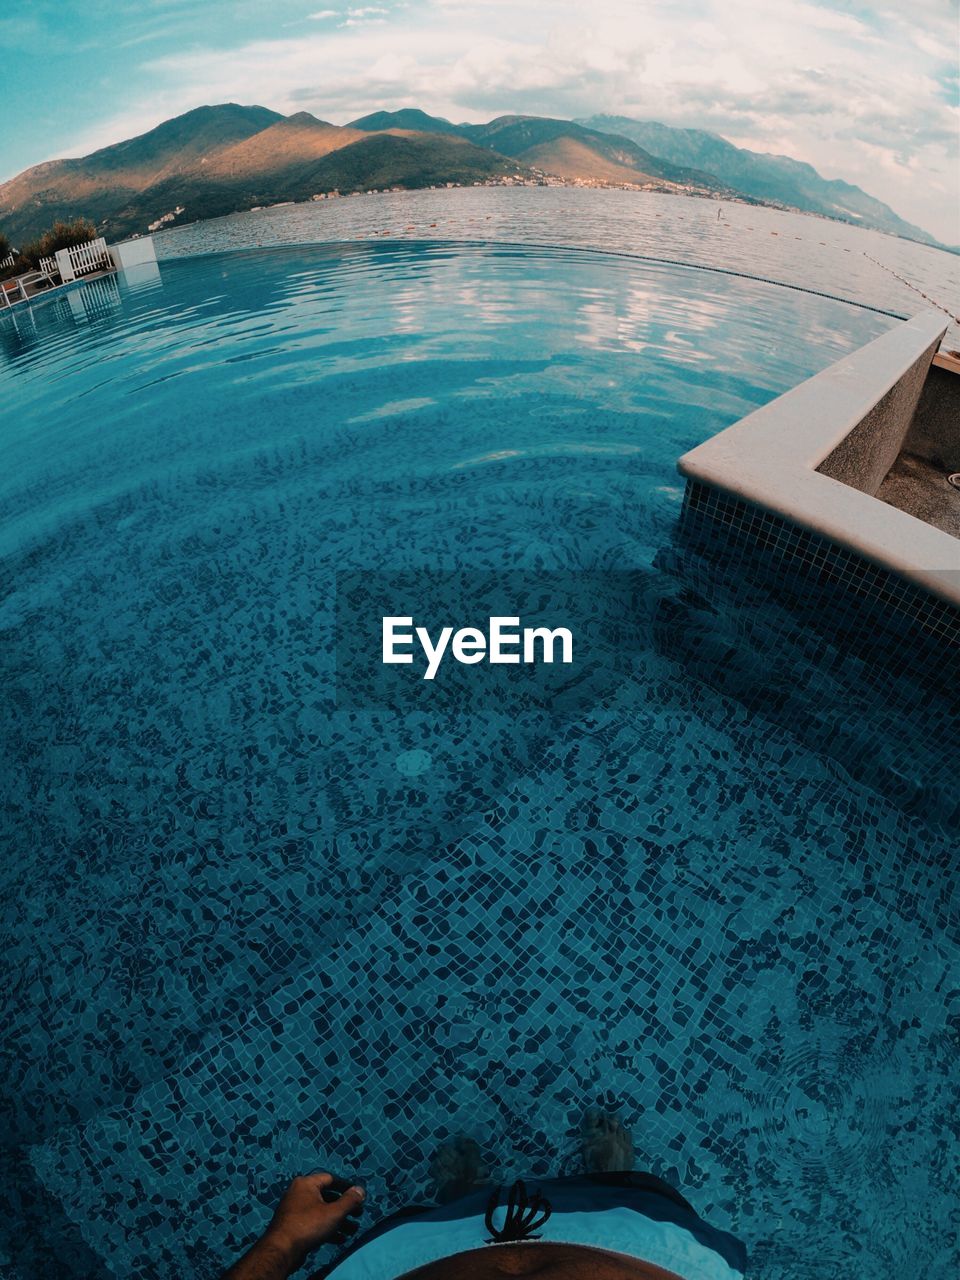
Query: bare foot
428 1136 492 1204
579 1107 634 1173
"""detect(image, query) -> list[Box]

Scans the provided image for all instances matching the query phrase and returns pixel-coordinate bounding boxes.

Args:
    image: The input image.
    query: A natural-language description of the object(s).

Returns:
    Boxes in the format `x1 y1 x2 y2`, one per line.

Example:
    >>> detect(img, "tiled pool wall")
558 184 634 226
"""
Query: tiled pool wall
672 480 960 835
673 312 960 826
678 480 960 654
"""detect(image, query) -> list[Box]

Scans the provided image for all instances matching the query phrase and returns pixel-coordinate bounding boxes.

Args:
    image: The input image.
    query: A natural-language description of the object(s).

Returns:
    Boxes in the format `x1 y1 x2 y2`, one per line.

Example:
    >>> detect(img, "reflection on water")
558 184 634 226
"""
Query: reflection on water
67 274 121 322
155 186 960 346
0 241 896 598
116 259 163 297
1 241 953 1280
0 273 125 364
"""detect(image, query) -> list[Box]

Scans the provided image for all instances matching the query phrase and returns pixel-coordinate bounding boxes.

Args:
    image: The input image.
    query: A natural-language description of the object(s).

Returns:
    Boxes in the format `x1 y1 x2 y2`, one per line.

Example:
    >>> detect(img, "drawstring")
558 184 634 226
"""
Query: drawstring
484 1179 552 1243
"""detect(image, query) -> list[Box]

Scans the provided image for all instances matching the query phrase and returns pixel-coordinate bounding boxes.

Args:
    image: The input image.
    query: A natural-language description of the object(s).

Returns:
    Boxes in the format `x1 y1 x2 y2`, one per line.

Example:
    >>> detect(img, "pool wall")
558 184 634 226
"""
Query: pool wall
676 310 959 633
814 335 938 496
901 358 960 473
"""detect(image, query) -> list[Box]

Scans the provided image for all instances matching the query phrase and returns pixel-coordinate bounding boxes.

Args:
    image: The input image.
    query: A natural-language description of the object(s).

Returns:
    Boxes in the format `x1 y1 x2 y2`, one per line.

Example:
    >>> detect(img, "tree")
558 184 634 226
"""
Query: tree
18 217 96 269
0 229 23 280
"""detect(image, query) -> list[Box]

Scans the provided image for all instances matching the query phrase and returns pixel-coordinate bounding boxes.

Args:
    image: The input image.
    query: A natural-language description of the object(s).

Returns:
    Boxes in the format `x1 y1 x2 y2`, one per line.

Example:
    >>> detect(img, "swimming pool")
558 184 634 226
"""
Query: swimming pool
1 243 956 1279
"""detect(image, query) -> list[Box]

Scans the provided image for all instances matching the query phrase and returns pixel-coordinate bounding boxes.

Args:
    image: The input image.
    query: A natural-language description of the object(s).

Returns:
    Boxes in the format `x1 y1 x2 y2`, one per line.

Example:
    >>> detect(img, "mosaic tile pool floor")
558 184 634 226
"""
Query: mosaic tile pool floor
1 243 957 1279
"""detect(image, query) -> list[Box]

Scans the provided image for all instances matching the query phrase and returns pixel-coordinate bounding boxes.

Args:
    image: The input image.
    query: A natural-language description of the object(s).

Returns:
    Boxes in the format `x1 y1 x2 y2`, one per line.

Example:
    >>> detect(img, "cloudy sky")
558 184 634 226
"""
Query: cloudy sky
2 0 957 240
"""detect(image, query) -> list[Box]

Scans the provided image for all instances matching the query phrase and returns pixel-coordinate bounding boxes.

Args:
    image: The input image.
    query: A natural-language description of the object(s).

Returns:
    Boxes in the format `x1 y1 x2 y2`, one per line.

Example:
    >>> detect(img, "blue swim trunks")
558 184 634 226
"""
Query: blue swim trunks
319 1172 746 1279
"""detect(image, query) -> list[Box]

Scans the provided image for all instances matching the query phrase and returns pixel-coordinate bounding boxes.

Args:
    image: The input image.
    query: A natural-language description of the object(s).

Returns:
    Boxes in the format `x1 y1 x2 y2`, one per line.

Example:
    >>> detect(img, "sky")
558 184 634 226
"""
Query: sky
1 0 957 241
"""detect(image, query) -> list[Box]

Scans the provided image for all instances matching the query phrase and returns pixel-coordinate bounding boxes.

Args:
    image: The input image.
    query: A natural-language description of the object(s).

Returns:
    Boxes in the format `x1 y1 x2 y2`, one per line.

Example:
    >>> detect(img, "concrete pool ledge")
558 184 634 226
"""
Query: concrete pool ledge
677 309 960 610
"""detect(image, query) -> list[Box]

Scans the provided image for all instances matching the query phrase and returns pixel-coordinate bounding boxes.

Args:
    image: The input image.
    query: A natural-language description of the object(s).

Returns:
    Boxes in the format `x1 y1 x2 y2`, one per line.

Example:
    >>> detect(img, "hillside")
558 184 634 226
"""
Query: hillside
292 132 518 197
199 112 362 178
106 132 518 237
0 104 282 244
516 136 653 184
351 111 729 192
581 114 944 247
0 106 523 242
1 102 944 247
347 108 463 136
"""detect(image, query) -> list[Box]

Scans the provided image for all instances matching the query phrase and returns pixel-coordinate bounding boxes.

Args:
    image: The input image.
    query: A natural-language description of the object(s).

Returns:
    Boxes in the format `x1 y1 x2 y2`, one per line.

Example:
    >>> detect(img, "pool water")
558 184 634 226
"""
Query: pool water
1 243 956 1279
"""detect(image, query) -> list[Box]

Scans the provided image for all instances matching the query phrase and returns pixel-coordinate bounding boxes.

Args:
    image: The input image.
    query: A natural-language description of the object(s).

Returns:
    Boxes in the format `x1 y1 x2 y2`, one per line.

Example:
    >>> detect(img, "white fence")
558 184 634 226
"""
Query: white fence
0 234 149 309
55 236 112 282
0 252 16 271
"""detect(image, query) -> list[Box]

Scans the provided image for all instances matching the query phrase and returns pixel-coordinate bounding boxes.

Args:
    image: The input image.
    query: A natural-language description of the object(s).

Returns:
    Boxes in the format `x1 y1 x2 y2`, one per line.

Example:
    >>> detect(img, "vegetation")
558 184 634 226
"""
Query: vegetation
0 104 944 251
18 217 96 269
0 229 23 281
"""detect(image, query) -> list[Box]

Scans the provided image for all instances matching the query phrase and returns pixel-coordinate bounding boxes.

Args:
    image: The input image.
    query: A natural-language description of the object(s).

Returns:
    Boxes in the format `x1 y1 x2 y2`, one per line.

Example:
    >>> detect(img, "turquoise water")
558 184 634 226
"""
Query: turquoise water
1 243 956 1279
156 186 960 350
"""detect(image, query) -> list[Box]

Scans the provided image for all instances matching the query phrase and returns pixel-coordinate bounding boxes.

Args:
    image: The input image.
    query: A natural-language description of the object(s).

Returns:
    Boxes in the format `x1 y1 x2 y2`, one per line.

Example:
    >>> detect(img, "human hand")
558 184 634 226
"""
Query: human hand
263 1172 366 1269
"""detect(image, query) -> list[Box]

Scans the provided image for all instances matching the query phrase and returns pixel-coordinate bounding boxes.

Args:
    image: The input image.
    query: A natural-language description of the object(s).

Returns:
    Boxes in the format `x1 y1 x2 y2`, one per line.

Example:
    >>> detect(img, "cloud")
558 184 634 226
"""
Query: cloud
43 0 960 241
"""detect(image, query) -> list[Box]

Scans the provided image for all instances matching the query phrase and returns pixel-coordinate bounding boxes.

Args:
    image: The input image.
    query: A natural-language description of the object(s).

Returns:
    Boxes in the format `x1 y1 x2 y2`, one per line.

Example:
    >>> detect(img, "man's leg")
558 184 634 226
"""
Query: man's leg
579 1106 695 1212
428 1136 493 1204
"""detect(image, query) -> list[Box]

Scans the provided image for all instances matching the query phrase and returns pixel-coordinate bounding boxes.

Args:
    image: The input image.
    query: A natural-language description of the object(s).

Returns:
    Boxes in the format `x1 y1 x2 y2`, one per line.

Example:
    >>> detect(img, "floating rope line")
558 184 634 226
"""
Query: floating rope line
457 239 910 318
863 252 960 327
159 235 912 321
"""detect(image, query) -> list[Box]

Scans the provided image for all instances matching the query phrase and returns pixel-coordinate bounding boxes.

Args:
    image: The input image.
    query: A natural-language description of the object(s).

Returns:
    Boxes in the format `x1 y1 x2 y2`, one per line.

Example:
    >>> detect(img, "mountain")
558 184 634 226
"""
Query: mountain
114 128 518 235
580 114 944 247
288 131 519 196
200 112 359 176
1 102 944 248
347 108 463 136
352 112 730 192
99 112 374 233
0 106 522 243
0 105 282 243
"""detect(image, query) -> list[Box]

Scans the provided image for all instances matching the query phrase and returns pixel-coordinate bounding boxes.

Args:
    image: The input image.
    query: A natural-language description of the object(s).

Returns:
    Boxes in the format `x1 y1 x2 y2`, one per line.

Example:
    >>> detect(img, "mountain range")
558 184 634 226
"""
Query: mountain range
0 103 947 250
580 115 945 247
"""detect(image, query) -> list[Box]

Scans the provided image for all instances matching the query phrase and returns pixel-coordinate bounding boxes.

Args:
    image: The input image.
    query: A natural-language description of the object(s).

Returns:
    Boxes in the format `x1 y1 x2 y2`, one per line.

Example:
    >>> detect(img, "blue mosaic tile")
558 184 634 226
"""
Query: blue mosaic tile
2 246 956 1279
28 703 960 1277
679 480 960 651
